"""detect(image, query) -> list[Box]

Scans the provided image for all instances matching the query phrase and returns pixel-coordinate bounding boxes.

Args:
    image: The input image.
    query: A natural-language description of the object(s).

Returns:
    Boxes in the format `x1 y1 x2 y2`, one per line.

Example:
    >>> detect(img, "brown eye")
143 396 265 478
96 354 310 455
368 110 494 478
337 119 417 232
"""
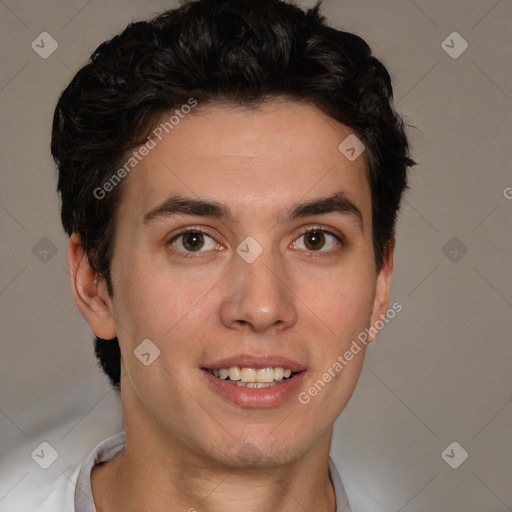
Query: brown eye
293 229 341 253
170 230 218 254
182 232 205 251
304 230 325 250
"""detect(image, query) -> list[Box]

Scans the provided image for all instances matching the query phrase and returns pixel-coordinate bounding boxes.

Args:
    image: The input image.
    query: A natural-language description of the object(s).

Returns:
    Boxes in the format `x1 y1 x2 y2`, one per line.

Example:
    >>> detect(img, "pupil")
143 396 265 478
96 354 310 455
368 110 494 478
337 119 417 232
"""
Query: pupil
183 233 204 251
305 231 324 250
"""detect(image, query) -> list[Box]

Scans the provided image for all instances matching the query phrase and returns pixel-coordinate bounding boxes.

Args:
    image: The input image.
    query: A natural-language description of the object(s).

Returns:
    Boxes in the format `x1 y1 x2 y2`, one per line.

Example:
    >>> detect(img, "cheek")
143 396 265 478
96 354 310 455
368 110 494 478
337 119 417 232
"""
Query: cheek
302 263 376 341
111 257 227 384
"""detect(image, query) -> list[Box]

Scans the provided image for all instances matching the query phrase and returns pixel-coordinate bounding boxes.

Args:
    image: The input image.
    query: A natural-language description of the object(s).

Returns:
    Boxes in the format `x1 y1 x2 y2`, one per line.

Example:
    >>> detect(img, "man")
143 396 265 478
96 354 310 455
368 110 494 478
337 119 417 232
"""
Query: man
46 0 415 510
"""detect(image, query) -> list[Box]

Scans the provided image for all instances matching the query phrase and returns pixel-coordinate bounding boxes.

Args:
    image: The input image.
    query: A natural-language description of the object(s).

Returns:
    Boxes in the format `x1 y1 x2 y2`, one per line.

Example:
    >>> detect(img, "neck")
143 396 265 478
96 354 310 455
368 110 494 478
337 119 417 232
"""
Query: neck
91 427 336 512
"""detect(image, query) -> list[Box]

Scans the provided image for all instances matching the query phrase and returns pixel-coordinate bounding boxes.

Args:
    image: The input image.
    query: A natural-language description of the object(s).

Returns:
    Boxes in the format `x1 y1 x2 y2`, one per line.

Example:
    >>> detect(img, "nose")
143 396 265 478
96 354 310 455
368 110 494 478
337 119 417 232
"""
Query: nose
219 245 298 334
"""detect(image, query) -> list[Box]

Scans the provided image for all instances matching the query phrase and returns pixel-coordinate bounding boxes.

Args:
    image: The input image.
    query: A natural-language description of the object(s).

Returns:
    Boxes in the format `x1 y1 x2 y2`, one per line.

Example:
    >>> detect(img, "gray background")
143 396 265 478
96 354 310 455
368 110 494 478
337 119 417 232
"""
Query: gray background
0 0 511 510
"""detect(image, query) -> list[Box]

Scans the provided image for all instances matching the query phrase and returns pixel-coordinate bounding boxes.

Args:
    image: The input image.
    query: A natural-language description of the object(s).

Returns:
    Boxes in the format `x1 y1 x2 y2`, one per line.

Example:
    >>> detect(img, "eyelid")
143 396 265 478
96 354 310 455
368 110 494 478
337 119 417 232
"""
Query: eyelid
299 224 344 241
167 226 218 242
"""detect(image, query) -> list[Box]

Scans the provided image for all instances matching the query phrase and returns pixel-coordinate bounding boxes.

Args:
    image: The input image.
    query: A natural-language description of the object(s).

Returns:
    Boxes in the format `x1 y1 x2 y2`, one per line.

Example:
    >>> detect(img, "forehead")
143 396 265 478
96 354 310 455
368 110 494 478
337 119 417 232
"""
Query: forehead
117 100 371 227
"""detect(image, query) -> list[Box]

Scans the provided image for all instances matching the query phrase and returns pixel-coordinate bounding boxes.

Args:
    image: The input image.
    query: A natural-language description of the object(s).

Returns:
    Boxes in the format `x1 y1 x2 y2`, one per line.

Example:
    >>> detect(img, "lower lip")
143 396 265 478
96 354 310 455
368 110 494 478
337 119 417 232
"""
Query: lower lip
202 370 307 408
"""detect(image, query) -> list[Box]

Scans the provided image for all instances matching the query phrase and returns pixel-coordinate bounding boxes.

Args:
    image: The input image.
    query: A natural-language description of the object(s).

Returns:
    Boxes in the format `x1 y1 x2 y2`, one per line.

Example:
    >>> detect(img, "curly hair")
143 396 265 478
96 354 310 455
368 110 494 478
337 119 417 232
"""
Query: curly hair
51 0 416 390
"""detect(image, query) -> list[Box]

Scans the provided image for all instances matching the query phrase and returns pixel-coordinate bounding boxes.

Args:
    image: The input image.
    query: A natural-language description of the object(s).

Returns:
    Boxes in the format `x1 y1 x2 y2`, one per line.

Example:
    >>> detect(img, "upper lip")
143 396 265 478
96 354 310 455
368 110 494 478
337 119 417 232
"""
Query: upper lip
202 354 307 372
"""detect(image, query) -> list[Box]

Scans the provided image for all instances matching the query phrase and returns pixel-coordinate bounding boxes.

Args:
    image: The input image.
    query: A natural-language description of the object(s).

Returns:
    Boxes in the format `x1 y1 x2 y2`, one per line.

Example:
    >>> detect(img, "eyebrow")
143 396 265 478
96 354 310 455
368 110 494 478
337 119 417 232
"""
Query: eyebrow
289 192 363 228
142 191 363 229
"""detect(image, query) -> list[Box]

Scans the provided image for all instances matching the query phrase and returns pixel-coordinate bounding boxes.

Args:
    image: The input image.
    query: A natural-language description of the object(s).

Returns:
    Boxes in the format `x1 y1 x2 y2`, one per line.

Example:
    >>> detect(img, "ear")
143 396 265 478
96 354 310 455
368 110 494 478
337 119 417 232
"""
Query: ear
68 233 117 340
367 238 395 343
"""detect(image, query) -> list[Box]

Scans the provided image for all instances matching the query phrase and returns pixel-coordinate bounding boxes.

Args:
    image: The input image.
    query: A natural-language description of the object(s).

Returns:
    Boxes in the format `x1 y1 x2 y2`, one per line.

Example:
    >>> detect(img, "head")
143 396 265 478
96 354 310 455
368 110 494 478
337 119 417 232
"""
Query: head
52 0 414 467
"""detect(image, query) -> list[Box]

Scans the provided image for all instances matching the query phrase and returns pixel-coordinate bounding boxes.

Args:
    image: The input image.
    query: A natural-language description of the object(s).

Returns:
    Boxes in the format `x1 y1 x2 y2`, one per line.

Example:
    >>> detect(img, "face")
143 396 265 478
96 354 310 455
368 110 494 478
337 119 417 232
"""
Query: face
76 100 392 468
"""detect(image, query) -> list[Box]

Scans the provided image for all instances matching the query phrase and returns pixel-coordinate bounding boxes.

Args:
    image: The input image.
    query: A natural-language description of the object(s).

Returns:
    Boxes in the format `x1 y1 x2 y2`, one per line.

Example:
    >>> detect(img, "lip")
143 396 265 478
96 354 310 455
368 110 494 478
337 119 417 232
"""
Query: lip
202 368 307 408
201 354 307 408
202 354 307 372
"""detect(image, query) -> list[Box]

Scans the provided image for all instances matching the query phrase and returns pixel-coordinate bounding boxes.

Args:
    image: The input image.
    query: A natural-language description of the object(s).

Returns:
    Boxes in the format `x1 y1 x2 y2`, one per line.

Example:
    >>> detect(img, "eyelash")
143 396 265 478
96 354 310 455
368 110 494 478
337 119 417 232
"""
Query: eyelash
167 225 344 259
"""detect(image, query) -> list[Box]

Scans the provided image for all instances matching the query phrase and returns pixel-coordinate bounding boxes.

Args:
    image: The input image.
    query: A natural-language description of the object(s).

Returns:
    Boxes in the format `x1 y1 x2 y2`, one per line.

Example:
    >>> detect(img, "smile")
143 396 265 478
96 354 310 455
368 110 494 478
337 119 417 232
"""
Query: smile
207 366 298 387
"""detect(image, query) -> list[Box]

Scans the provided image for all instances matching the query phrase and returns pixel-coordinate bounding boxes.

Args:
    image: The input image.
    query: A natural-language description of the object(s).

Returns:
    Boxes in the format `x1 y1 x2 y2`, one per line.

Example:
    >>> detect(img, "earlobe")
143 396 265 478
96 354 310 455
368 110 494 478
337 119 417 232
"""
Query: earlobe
368 238 395 342
68 233 117 340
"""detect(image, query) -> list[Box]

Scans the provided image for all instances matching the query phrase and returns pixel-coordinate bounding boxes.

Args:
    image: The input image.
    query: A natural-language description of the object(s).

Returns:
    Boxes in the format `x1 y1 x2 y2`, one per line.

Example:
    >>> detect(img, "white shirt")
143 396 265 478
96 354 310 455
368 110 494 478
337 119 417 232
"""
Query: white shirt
9 432 352 511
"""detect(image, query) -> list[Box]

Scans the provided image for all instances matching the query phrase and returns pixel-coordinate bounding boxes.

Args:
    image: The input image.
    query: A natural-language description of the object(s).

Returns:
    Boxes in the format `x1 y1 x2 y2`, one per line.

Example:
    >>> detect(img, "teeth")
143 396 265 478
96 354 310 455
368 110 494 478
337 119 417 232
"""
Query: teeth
211 366 296 383
240 368 256 382
228 366 241 381
256 367 274 382
236 381 277 388
273 367 284 381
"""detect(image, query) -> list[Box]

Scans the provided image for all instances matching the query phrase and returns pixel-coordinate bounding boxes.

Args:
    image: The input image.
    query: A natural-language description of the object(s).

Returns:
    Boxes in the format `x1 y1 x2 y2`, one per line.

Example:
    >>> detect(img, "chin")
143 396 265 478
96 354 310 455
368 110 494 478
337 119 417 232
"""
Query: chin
215 431 314 470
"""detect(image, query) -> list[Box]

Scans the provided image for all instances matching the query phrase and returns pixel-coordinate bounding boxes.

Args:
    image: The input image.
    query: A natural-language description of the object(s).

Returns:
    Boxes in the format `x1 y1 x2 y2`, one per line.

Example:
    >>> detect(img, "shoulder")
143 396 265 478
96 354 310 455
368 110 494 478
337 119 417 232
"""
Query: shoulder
0 431 125 512
0 462 81 512
328 457 353 512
